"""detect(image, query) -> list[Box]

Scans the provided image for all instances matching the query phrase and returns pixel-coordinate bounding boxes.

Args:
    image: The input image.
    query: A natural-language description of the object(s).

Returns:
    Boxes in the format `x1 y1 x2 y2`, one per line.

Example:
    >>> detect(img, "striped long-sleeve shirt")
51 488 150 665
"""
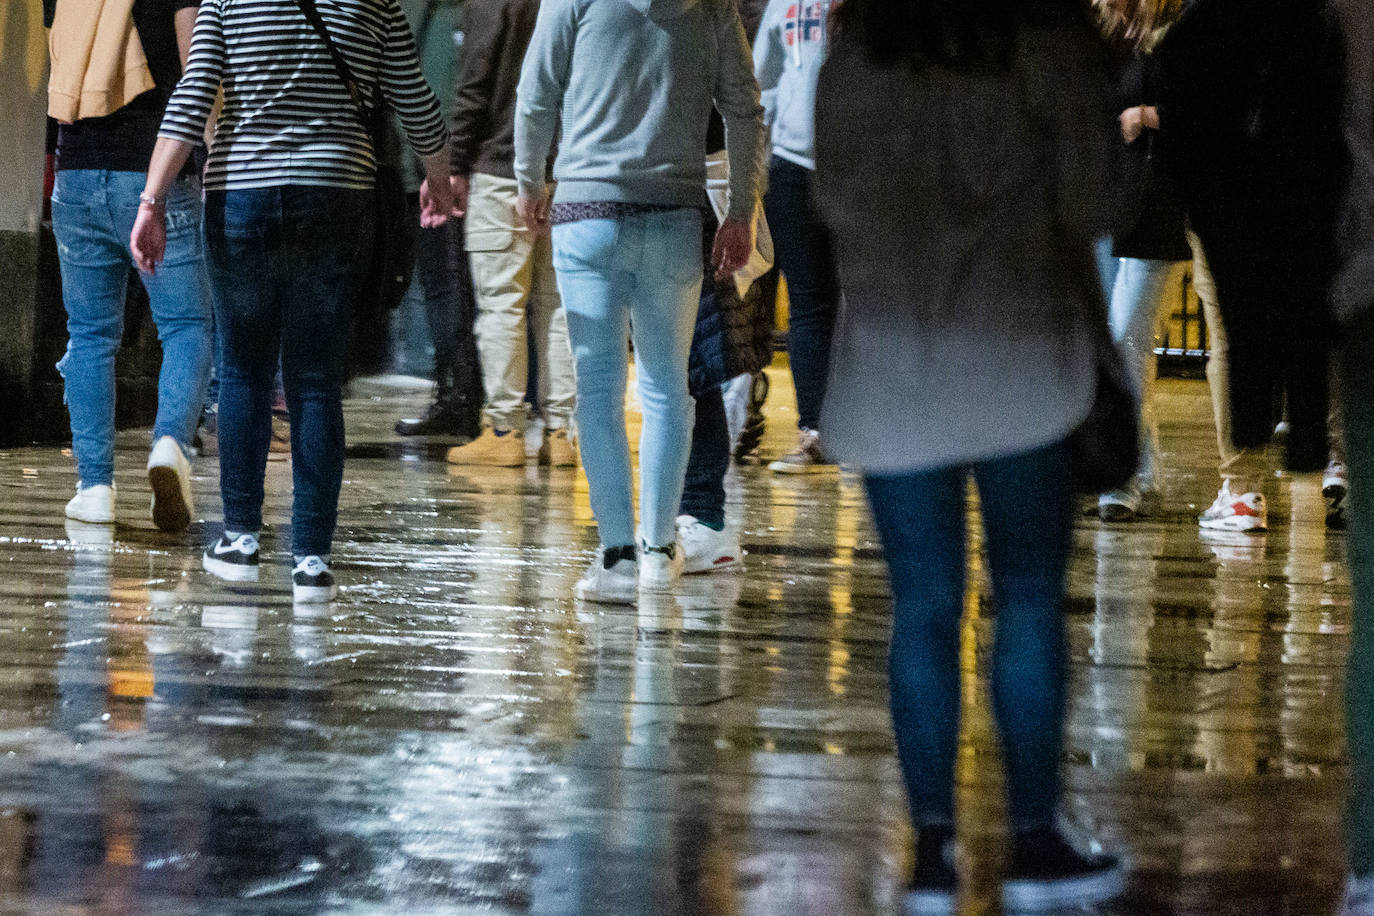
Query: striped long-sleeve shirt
159 0 448 191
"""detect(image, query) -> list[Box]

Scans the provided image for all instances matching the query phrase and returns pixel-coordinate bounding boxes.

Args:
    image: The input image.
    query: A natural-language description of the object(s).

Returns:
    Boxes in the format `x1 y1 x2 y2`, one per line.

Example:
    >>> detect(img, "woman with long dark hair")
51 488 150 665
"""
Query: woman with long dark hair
815 1 1127 911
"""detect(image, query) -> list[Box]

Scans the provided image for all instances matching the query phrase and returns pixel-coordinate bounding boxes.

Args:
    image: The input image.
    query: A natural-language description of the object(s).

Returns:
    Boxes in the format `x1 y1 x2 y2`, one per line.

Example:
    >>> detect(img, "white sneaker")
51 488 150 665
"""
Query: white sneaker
1325 460 1350 499
148 435 194 532
65 483 116 525
676 515 744 574
575 548 639 604
1342 872 1374 916
1198 481 1267 532
292 555 338 603
639 540 684 592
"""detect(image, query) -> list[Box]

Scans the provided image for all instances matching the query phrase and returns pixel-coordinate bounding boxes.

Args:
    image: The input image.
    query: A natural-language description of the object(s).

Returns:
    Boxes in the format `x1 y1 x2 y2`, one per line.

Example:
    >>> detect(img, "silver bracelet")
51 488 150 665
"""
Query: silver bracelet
138 191 165 208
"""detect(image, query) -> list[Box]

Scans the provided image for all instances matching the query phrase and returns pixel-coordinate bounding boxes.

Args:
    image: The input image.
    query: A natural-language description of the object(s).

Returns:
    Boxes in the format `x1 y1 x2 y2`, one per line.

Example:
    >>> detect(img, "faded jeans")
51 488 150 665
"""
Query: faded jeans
552 209 703 548
466 173 575 431
51 170 212 487
1107 257 1177 491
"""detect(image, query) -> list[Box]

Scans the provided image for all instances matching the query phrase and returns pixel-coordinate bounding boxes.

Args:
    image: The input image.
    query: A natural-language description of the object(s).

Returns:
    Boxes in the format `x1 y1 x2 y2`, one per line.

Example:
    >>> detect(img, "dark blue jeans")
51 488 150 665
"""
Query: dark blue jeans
203 186 375 557
763 157 840 431
413 198 480 398
680 385 729 529
864 438 1075 831
1339 307 1374 876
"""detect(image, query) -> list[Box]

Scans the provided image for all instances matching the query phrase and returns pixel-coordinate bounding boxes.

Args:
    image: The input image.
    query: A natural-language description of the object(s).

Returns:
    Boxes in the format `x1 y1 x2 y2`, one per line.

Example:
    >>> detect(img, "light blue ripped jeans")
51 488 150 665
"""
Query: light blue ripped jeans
551 209 704 549
51 170 212 487
1106 257 1177 492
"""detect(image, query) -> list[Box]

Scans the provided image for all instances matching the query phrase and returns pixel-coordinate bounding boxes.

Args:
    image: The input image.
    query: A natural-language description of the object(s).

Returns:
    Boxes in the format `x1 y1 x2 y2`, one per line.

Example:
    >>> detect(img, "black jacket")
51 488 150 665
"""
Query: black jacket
449 0 541 179
1111 51 1191 262
1155 0 1347 470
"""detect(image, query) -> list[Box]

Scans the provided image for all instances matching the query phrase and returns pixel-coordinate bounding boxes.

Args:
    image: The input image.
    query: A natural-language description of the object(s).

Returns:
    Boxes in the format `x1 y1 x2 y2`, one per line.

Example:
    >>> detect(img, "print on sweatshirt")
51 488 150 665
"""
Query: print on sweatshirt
755 0 837 170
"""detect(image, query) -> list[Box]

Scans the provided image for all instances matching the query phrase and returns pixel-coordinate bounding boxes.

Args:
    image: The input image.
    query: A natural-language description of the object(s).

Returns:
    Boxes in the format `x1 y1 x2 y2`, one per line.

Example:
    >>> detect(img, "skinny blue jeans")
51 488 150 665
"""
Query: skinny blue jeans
203 186 374 558
51 170 213 487
864 438 1075 830
551 210 703 548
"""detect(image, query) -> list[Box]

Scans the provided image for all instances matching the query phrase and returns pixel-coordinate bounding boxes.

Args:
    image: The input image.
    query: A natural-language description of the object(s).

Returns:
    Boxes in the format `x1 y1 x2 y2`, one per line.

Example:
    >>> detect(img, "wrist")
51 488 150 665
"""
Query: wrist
138 191 165 209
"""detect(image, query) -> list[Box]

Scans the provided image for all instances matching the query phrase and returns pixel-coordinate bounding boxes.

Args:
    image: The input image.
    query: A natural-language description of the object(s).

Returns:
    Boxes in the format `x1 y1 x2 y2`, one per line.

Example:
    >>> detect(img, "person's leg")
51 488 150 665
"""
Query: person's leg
1339 308 1374 878
203 189 283 538
680 384 730 530
972 438 1075 830
1107 258 1174 495
466 173 536 433
551 218 636 548
1191 231 1266 496
763 157 840 434
277 187 374 559
50 169 130 490
627 210 703 549
529 229 576 432
111 174 213 455
1094 237 1120 303
862 467 966 829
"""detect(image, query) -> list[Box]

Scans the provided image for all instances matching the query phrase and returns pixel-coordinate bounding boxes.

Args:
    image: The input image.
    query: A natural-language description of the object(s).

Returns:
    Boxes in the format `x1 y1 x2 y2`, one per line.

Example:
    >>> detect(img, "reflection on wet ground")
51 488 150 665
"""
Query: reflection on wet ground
0 369 1351 913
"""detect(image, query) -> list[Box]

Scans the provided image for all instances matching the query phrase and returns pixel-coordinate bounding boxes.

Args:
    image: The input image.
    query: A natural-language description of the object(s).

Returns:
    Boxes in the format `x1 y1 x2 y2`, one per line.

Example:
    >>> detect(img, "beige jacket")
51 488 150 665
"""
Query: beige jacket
48 0 155 123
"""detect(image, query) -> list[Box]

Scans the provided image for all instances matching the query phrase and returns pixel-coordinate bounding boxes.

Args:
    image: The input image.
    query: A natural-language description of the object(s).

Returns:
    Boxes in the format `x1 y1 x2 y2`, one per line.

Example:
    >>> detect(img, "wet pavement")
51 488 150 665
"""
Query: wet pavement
0 368 1352 914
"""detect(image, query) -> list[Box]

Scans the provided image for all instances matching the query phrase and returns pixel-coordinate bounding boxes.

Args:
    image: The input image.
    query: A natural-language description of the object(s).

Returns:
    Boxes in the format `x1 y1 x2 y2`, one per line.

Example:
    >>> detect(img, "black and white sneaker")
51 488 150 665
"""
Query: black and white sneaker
1002 825 1126 912
904 825 958 915
292 555 338 603
203 532 260 581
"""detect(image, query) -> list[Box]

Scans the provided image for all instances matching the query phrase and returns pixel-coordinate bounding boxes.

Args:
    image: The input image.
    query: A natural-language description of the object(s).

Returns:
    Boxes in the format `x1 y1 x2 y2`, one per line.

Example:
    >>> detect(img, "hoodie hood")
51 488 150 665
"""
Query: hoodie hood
626 0 701 20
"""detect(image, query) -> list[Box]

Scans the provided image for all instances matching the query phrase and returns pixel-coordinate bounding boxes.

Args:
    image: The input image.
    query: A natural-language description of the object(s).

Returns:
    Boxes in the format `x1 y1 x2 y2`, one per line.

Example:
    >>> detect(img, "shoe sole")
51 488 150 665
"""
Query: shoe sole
148 465 191 532
1002 865 1126 911
768 462 837 475
574 584 637 605
293 583 338 603
446 454 525 467
683 555 744 575
203 553 260 582
1198 516 1267 532
903 889 957 916
65 507 115 525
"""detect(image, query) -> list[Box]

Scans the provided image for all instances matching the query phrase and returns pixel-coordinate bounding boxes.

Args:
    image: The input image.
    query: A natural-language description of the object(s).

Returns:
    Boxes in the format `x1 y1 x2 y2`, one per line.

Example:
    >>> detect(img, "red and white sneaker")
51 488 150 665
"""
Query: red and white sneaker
1198 482 1267 532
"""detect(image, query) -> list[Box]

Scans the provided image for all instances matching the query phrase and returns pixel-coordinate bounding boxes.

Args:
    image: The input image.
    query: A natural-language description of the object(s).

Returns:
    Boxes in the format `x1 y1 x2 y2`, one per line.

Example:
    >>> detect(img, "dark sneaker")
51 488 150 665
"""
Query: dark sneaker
1002 825 1126 912
768 427 836 474
1328 490 1348 531
395 392 479 439
292 555 338 604
204 533 261 582
904 825 958 915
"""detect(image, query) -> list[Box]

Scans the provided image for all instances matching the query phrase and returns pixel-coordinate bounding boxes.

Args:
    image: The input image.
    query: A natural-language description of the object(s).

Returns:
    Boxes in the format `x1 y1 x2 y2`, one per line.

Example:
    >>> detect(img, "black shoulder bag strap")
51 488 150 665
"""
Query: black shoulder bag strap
294 0 380 125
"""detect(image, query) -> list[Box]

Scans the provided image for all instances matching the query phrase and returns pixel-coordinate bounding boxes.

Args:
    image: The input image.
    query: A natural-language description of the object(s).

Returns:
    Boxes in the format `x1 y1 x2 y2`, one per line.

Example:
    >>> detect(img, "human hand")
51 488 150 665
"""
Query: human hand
517 193 551 235
1119 105 1159 144
130 203 166 274
711 217 753 279
420 175 460 228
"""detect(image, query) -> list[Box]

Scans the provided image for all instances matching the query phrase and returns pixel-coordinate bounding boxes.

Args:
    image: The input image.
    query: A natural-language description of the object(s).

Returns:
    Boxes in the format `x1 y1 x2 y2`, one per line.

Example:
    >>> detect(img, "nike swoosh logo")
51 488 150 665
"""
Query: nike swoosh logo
213 542 250 557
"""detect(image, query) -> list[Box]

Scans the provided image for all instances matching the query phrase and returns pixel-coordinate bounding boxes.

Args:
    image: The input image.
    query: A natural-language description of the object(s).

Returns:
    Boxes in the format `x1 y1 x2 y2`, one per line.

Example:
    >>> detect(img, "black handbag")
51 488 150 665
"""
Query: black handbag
295 0 417 316
1070 325 1141 494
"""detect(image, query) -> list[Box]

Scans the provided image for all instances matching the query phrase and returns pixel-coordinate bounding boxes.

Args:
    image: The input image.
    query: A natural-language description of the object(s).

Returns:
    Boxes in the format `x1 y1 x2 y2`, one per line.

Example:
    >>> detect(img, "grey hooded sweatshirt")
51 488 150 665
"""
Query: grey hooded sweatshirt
753 0 836 170
513 0 765 220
